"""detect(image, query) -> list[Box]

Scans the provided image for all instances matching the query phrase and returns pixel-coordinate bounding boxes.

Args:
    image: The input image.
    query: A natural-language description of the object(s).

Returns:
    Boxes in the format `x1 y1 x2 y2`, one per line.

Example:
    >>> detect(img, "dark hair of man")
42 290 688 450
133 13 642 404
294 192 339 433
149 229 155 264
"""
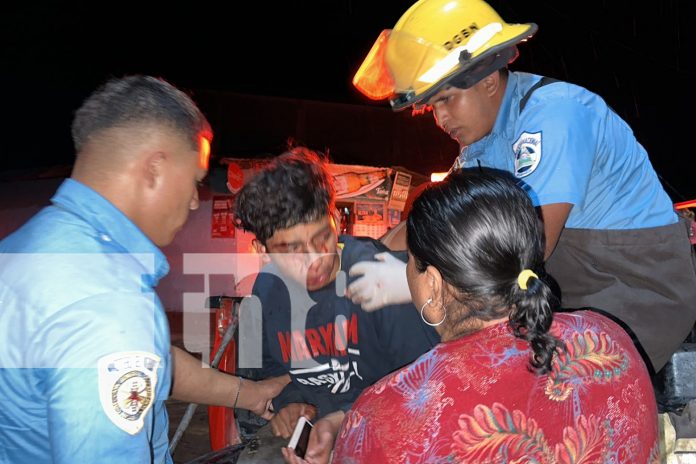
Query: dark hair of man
407 168 561 373
234 147 335 244
71 75 212 153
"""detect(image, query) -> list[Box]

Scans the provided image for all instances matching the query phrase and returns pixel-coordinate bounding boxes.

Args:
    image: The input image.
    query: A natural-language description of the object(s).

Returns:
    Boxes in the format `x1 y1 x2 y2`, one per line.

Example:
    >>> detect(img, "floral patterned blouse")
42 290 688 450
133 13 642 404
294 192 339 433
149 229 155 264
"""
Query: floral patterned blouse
333 310 659 463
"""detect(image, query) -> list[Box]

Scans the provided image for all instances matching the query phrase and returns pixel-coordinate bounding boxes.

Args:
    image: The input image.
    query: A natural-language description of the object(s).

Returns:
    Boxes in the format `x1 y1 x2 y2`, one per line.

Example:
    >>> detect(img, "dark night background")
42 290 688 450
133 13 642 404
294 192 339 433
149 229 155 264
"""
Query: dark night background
1 1 694 200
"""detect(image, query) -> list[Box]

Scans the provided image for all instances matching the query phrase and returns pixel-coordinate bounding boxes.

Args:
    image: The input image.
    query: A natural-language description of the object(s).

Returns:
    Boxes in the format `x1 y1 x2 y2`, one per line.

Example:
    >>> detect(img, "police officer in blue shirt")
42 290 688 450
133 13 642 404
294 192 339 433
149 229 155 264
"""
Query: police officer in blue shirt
0 75 287 463
347 0 696 375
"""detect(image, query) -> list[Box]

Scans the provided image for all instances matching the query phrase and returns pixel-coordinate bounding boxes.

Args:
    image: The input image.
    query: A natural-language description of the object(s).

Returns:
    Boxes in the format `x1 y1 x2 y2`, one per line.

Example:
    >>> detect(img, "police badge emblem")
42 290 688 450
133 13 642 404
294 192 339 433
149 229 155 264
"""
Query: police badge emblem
513 131 542 178
98 351 160 435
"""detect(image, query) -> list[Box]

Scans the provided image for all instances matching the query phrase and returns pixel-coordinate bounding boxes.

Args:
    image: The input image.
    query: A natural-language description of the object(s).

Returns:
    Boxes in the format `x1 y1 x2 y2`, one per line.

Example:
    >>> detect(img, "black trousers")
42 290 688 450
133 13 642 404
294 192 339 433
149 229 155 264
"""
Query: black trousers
546 218 696 373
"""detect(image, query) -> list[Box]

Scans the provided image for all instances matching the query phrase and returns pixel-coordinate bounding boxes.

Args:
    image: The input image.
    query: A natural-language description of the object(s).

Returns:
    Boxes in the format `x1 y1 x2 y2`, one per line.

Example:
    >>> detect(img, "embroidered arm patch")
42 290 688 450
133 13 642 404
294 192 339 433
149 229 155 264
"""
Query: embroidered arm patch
97 351 160 435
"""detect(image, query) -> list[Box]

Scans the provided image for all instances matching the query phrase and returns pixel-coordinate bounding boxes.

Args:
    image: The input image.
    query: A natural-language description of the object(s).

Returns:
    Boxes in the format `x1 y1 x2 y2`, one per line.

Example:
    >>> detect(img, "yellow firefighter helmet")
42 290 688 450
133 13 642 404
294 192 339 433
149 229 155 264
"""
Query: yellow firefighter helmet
353 0 537 110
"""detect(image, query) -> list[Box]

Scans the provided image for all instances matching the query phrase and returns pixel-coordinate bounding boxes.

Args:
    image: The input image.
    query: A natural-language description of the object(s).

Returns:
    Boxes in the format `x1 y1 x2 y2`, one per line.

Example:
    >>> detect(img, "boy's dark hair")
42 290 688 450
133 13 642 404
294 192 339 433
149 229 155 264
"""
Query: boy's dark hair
71 75 212 152
234 147 335 244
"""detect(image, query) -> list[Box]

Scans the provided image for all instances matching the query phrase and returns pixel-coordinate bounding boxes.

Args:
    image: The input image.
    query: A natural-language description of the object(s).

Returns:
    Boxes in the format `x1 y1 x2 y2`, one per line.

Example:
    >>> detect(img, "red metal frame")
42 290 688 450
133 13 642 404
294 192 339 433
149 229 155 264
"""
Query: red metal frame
208 298 242 450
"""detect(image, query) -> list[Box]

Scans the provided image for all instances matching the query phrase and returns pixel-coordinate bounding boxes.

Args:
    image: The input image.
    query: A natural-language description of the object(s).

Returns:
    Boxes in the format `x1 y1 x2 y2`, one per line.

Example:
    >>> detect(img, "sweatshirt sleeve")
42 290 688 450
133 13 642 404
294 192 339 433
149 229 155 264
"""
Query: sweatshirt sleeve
371 250 440 365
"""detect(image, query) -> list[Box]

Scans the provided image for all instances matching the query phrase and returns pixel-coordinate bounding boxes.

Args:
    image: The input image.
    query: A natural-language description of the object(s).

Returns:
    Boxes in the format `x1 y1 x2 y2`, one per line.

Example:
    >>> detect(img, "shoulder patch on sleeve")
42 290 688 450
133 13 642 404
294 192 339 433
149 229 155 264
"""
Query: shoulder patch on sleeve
97 351 160 435
512 131 542 178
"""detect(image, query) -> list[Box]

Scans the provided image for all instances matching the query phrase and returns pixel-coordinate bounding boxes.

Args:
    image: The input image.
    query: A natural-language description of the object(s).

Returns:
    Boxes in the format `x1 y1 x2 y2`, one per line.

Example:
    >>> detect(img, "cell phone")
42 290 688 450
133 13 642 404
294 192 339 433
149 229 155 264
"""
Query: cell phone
287 416 313 459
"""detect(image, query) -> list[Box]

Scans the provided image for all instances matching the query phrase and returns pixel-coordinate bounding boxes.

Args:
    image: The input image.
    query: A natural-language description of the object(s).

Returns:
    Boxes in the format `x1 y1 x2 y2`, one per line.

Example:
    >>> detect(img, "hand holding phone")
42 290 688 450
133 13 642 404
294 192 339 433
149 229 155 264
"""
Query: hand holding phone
287 416 313 459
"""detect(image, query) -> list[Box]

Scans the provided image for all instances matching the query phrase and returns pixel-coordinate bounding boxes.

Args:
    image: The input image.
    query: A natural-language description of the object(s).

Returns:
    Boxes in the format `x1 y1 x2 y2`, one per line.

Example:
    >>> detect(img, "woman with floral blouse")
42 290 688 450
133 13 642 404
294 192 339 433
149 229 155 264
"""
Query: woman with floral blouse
332 168 659 464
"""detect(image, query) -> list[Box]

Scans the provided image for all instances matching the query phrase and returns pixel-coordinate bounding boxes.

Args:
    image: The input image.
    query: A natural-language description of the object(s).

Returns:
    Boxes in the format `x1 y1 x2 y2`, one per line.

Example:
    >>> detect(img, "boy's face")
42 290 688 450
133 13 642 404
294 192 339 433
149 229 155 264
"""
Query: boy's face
260 215 340 291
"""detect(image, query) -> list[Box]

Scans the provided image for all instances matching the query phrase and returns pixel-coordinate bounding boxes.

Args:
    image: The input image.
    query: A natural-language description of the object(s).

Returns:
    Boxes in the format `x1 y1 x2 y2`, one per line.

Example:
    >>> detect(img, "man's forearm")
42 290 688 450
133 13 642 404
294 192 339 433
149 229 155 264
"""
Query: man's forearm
170 345 238 406
539 202 573 260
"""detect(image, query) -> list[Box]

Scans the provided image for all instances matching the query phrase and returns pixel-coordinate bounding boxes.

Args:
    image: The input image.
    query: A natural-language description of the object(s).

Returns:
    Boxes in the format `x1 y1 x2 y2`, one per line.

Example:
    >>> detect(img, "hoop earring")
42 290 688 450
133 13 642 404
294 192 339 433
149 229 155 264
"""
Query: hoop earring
420 298 446 327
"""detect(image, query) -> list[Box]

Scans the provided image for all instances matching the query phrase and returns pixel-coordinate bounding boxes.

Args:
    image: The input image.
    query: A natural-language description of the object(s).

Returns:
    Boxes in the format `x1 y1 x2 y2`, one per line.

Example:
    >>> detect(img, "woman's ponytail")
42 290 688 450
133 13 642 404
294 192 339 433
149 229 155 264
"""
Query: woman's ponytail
509 271 562 373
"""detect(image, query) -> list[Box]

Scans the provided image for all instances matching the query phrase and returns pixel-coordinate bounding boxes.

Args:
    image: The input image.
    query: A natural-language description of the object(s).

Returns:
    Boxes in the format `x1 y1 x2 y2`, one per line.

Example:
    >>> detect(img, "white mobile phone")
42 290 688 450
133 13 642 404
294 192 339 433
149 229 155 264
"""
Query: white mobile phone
287 416 313 459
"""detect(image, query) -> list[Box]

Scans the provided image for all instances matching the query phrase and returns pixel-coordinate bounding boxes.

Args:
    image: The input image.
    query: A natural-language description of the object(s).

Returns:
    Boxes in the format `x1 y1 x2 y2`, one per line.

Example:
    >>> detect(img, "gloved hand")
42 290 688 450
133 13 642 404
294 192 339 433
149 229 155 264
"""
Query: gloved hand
346 252 412 311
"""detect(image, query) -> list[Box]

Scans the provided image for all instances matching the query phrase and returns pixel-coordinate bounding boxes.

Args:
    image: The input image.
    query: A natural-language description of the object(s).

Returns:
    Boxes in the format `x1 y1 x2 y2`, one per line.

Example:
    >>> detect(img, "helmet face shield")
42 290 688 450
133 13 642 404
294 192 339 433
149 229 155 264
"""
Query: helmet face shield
354 29 472 109
352 30 396 101
353 29 452 105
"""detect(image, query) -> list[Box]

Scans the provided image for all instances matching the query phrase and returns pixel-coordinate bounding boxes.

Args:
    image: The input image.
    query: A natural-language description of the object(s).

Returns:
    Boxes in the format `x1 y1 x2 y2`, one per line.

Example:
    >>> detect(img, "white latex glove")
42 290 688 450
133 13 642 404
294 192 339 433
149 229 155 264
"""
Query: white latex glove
346 252 412 311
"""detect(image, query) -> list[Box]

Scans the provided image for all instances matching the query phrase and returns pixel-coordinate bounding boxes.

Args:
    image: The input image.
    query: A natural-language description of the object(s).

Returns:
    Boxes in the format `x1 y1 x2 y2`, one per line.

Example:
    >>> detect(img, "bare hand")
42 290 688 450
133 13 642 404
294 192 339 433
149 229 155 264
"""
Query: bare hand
281 410 344 464
271 403 317 439
239 375 290 420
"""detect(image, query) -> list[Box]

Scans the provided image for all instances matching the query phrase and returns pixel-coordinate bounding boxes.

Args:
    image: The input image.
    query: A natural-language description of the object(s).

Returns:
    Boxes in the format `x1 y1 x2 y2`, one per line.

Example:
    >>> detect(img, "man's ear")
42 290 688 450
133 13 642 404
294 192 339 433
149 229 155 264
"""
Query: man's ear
481 71 501 97
252 239 271 264
144 151 166 189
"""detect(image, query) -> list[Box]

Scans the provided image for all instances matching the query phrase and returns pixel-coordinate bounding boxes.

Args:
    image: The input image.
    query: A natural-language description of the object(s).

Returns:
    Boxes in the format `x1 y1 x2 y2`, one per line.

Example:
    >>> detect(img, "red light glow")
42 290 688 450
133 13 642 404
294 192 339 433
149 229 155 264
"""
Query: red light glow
674 199 696 210
199 136 211 170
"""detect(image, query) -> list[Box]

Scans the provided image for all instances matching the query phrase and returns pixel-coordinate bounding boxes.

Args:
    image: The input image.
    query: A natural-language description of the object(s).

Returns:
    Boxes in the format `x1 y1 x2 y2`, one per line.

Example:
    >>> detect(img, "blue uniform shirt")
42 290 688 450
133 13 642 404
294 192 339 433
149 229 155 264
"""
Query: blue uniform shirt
456 71 677 229
0 179 173 463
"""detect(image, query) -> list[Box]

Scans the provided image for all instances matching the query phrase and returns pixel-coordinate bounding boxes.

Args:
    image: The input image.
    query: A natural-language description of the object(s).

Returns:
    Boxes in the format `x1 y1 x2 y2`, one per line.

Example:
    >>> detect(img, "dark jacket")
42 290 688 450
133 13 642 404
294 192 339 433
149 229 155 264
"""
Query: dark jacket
252 235 439 417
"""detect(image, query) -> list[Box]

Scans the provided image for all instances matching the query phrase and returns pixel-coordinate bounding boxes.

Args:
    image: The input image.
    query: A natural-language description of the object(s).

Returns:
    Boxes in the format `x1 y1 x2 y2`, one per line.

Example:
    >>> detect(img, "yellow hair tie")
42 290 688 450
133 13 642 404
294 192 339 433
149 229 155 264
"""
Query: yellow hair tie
517 269 538 291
